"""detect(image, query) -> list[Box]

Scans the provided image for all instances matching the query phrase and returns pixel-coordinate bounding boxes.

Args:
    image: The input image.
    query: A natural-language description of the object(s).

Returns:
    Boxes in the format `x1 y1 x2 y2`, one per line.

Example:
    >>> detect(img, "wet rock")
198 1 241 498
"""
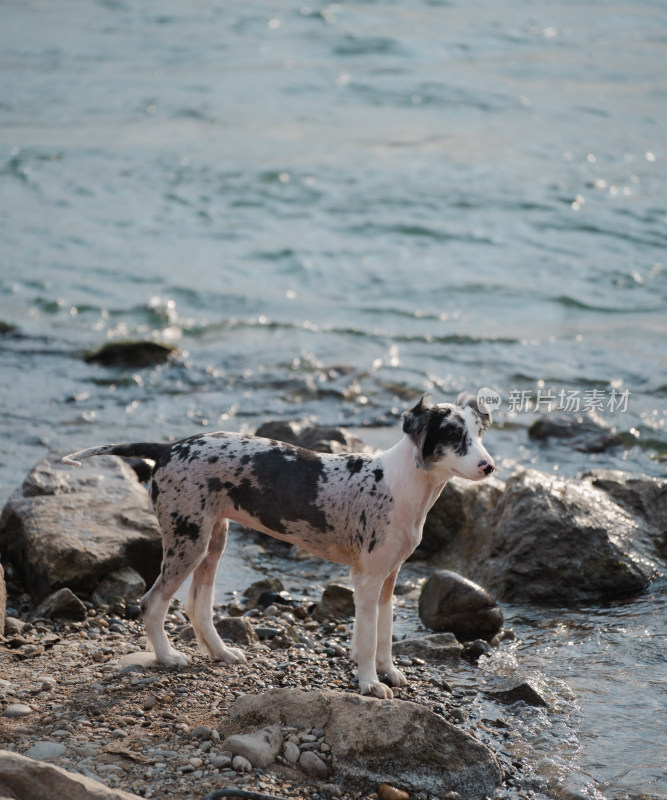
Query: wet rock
0 751 143 799
220 724 283 769
224 688 502 799
438 469 660 604
584 469 667 560
83 340 177 368
486 680 548 708
0 454 162 600
313 582 355 620
30 587 87 621
418 570 503 641
420 476 504 554
299 749 329 779
528 412 623 453
254 420 374 455
0 320 18 335
392 633 463 665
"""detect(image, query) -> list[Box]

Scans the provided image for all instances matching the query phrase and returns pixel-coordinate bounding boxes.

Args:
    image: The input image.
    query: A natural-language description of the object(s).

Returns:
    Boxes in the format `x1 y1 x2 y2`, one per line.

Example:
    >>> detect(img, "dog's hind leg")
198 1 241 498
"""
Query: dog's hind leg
375 569 407 688
350 570 393 699
185 519 246 664
141 509 213 668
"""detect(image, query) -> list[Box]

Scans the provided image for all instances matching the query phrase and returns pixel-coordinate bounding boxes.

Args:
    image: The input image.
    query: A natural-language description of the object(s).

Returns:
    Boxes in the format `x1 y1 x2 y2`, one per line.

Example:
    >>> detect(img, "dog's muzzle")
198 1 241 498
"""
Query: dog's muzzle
478 460 495 476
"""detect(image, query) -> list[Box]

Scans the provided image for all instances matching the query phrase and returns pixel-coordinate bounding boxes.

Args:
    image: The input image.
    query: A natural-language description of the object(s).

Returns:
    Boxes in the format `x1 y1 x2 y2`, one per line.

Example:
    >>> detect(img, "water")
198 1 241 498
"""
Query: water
1 1 666 797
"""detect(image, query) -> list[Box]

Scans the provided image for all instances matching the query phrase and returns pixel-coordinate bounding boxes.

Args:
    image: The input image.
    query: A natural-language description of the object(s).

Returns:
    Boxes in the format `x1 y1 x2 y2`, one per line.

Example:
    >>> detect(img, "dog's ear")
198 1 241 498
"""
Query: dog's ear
456 391 492 430
402 394 435 469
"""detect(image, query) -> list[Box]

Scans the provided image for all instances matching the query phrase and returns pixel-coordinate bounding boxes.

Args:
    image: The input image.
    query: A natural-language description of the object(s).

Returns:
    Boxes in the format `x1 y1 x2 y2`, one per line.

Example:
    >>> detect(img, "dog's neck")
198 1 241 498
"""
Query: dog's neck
380 435 453 533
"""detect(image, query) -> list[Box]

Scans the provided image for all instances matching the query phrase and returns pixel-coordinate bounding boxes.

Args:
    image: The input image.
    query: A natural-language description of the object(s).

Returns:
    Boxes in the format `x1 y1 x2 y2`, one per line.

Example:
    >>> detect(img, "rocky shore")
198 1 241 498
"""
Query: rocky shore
1 415 665 800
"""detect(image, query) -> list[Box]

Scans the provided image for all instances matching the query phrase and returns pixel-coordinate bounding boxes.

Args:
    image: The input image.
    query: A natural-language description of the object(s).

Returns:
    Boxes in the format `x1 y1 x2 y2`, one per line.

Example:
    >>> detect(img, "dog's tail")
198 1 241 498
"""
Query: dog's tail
62 442 170 467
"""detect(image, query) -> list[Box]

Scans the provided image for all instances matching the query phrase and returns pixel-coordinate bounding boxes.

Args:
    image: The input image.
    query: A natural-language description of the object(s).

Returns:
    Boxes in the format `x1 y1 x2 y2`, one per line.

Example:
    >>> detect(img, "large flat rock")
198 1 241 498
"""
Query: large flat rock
224 688 503 799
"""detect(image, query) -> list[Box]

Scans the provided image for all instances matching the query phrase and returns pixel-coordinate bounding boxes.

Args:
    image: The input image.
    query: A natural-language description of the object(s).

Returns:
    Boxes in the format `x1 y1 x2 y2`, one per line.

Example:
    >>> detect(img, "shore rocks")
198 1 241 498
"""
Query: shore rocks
528 412 623 453
0 751 142 799
30 588 87 621
220 725 283 768
0 454 162 600
418 570 504 641
436 469 661 604
92 567 146 608
226 688 503 799
393 632 463 665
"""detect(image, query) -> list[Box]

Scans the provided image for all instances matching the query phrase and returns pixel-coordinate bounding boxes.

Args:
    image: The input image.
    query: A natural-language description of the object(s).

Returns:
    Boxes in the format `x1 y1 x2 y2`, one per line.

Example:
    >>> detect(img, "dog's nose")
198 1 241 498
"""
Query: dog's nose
478 460 495 476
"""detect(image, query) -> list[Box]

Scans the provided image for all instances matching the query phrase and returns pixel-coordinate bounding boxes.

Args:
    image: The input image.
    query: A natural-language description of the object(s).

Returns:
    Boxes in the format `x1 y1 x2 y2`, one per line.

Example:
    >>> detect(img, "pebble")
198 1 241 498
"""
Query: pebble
2 703 32 718
232 754 252 773
210 754 232 769
299 750 329 779
378 784 410 800
25 741 67 760
283 741 300 764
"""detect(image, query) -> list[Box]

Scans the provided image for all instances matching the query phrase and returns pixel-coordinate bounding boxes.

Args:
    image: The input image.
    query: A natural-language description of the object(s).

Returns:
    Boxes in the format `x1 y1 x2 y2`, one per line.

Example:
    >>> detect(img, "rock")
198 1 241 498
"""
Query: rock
30 587 87 621
486 680 548 708
0 454 163 600
232 754 252 773
313 582 355 620
420 476 505 554
243 578 284 607
92 567 146 607
83 340 177 368
418 570 503 641
584 469 667 559
191 726 212 740
299 750 329 780
25 741 67 760
179 616 259 645
283 741 301 764
220 724 283 769
3 703 33 717
0 562 5 636
254 420 374 455
528 412 623 453
0 751 143 799
224 689 502 799
378 785 409 800
393 633 463 664
437 469 660 604
210 753 232 769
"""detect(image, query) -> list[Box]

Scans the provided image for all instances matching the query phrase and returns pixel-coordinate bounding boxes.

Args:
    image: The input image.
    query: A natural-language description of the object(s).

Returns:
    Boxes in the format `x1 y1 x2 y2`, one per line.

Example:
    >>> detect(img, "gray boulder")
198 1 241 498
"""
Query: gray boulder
420 476 504 554
437 469 660 604
224 688 503 799
0 750 142 800
0 454 162 600
220 724 283 768
418 570 503 641
92 566 146 607
30 587 87 621
528 412 623 453
313 581 355 620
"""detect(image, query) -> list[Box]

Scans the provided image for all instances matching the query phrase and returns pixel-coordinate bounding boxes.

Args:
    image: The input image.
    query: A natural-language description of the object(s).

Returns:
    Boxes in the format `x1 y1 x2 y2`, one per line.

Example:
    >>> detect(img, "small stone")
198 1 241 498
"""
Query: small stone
25 741 66 760
30 588 87 622
3 703 32 718
283 741 300 764
211 754 232 769
378 784 410 800
191 725 212 740
487 680 548 708
232 754 252 773
299 750 329 779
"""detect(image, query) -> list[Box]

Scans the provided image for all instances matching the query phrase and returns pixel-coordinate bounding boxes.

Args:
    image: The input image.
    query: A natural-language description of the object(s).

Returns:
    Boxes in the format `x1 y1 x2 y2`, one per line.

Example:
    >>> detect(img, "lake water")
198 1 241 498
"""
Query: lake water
1 1 665 798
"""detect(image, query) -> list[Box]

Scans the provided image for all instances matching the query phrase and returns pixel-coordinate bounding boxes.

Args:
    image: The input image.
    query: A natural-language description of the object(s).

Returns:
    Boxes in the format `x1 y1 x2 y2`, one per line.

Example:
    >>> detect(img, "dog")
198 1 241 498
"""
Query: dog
62 392 495 699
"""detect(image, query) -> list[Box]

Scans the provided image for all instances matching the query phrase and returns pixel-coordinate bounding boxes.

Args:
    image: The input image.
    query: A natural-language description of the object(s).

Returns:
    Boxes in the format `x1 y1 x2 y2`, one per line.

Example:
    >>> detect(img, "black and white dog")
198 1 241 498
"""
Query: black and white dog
63 392 495 698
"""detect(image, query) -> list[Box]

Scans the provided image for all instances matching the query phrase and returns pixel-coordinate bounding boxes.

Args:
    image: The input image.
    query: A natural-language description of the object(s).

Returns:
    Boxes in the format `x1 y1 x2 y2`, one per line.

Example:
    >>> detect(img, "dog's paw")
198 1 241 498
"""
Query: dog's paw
381 664 408 687
360 680 394 700
157 650 190 669
212 645 246 665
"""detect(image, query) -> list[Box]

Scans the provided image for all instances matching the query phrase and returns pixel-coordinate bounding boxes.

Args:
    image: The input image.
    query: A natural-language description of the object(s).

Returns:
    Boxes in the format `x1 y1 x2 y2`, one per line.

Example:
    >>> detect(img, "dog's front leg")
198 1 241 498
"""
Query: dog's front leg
351 571 393 699
375 569 407 689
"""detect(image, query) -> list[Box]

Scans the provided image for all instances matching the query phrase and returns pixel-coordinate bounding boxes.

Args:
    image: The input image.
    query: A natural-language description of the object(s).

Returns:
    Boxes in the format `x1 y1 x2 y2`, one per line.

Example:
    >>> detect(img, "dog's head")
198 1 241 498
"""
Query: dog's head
402 392 495 480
